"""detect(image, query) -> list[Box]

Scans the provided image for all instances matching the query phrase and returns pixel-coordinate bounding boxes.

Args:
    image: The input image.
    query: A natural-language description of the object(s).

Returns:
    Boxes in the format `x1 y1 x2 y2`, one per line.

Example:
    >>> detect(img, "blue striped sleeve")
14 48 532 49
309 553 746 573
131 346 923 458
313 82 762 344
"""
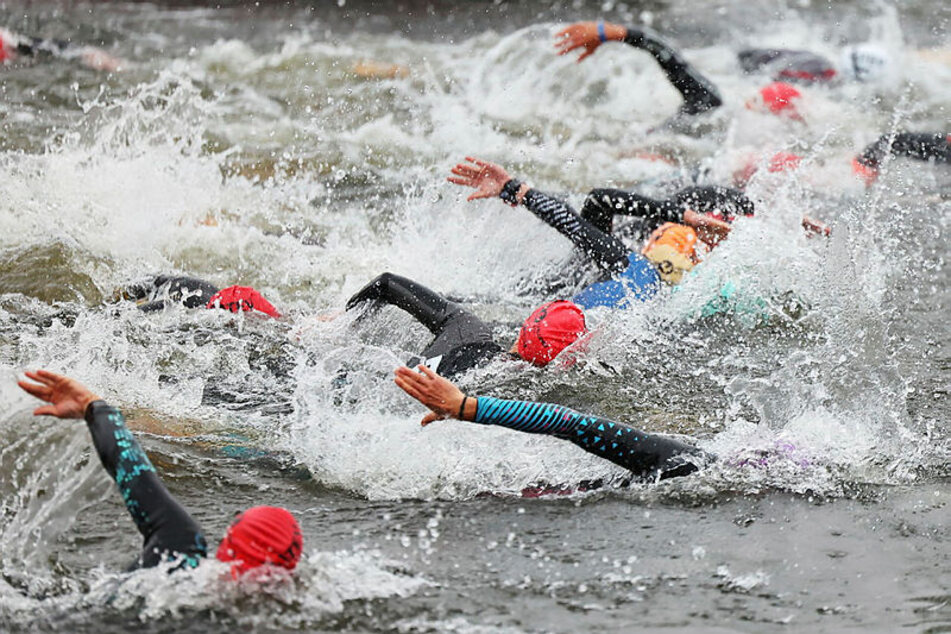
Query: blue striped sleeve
471 396 707 479
474 397 581 435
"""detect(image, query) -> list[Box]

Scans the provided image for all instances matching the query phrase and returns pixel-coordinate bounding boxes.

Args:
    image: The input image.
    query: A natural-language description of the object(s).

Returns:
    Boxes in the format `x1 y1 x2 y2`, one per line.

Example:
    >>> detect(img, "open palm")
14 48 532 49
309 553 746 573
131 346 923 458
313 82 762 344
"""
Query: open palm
17 370 100 419
447 157 511 201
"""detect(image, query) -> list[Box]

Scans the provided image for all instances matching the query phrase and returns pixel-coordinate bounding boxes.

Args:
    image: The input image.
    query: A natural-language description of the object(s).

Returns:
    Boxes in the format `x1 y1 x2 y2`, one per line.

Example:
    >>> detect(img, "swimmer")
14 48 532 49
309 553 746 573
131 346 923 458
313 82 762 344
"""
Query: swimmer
739 44 892 84
852 131 951 186
119 275 281 318
394 364 709 481
0 27 122 71
16 370 302 575
555 22 890 126
347 273 588 376
555 21 722 126
449 157 727 309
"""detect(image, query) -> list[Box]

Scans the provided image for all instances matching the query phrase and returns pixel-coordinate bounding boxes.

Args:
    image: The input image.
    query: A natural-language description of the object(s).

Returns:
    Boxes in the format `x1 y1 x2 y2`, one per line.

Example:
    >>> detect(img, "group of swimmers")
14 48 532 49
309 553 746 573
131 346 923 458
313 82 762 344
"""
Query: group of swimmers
13 18 950 583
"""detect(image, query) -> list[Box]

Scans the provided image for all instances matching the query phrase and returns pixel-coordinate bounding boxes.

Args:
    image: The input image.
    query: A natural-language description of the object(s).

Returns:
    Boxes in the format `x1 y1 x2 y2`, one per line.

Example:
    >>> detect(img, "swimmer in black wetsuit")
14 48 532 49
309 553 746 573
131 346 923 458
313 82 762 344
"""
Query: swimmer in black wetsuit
0 27 122 71
852 131 951 185
394 364 709 481
347 273 588 376
119 275 281 317
16 370 302 575
740 44 893 84
347 272 506 377
555 21 722 125
449 157 729 307
579 184 754 243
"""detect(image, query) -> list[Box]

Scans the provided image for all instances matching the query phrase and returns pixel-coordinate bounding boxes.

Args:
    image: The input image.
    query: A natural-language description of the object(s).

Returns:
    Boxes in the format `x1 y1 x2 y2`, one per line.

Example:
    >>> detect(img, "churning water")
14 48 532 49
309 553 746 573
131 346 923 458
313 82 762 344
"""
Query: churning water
0 0 948 631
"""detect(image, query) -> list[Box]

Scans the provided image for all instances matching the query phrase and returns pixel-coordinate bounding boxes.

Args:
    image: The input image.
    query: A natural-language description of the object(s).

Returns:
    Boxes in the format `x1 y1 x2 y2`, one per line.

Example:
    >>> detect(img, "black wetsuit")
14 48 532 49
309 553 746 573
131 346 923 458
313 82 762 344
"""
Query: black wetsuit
504 181 663 308
346 273 505 378
474 396 709 480
855 132 951 170
124 275 219 313
620 26 723 117
579 185 754 240
85 401 207 569
738 48 837 84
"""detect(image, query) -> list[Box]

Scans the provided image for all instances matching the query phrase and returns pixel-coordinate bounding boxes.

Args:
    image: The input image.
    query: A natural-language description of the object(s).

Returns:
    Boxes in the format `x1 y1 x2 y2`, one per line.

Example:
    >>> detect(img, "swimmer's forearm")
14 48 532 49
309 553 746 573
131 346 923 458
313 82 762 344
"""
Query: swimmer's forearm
84 401 157 491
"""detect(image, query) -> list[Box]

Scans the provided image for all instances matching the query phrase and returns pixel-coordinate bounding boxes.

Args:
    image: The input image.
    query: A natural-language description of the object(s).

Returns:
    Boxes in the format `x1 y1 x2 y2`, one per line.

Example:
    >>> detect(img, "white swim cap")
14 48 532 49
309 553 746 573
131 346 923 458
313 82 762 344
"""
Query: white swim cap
840 44 892 82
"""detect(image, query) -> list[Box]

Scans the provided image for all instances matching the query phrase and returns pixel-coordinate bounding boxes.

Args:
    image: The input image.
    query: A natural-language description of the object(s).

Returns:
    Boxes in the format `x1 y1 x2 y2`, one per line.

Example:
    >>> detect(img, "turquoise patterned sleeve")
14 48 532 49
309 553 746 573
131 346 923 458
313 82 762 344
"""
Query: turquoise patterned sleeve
84 401 207 569
473 397 707 480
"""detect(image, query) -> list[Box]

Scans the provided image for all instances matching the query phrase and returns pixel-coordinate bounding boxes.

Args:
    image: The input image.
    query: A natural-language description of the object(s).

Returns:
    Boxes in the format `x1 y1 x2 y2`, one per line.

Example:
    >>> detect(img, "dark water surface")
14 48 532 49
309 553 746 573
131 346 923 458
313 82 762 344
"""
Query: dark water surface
0 1 948 632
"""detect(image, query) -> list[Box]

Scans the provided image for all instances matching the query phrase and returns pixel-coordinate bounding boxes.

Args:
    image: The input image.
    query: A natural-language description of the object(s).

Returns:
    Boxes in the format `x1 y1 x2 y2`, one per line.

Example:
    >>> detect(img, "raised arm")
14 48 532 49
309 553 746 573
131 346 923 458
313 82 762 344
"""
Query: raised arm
556 21 722 115
394 365 706 480
448 157 630 273
854 132 951 184
17 371 207 569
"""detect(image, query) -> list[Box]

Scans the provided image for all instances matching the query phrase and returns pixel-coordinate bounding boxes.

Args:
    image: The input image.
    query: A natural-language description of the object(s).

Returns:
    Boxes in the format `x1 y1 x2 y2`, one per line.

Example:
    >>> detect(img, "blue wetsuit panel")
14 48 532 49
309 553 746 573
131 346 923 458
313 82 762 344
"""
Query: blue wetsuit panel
573 253 661 309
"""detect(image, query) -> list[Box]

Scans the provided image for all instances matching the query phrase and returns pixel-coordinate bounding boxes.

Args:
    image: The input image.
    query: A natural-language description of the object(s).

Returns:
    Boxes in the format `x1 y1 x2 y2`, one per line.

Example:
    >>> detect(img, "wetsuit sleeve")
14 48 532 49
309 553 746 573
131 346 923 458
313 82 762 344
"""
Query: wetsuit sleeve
521 189 631 274
84 401 207 569
581 188 683 234
856 132 951 168
473 397 707 480
622 27 722 115
25 37 70 56
674 186 754 221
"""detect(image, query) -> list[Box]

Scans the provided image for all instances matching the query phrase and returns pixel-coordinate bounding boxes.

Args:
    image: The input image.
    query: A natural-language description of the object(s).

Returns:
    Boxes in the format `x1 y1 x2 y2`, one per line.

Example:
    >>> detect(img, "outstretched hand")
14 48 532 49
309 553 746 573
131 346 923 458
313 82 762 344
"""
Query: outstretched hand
394 365 466 426
17 370 100 419
447 157 511 201
682 209 733 247
555 22 624 62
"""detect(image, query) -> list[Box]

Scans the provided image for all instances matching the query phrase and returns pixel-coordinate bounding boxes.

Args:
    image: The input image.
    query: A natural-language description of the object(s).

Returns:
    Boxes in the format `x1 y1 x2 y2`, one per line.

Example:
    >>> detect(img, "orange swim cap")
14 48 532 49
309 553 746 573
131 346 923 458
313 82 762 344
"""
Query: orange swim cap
642 223 701 285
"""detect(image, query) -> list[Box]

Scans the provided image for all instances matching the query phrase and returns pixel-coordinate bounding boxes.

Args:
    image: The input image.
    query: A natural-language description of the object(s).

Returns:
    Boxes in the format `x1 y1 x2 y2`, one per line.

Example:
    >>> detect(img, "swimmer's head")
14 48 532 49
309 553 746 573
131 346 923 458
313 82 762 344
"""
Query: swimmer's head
839 44 892 82
207 286 281 318
0 31 8 63
517 300 587 366
748 82 802 119
216 506 303 577
642 223 699 285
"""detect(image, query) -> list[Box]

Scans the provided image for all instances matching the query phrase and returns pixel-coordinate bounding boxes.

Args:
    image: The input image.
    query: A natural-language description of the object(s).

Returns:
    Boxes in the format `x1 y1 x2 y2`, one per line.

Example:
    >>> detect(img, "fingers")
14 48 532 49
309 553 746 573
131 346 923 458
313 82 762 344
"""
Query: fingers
450 163 479 178
418 364 441 381
17 379 51 401
394 375 424 402
420 411 441 426
33 405 57 417
464 156 490 168
25 370 57 386
35 369 65 383
577 49 594 62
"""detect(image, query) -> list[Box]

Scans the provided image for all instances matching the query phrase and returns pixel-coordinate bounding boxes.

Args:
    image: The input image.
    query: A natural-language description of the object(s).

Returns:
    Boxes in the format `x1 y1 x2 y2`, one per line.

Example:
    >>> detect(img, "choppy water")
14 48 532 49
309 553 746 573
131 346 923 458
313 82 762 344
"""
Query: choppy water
0 0 948 631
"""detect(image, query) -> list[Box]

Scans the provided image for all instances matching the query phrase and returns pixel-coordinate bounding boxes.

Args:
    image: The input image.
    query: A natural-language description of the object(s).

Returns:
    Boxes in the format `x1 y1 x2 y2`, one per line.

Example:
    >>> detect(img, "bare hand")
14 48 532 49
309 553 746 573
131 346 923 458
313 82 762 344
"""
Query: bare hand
394 365 466 426
555 22 624 62
683 209 732 247
17 370 100 419
447 157 511 201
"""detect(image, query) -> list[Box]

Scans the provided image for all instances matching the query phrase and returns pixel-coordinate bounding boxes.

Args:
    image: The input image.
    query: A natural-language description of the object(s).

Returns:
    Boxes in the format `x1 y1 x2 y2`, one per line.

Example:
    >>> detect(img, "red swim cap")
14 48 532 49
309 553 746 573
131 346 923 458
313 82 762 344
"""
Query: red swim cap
759 82 802 115
216 506 303 577
207 285 281 318
767 151 802 172
0 32 9 63
517 300 586 366
851 157 879 187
